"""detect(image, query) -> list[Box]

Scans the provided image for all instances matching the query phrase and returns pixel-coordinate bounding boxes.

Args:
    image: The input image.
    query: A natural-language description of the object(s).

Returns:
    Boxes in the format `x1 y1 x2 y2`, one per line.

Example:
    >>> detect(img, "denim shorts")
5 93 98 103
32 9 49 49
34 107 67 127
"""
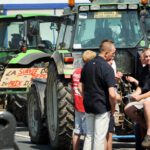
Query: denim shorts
127 97 150 110
73 110 86 135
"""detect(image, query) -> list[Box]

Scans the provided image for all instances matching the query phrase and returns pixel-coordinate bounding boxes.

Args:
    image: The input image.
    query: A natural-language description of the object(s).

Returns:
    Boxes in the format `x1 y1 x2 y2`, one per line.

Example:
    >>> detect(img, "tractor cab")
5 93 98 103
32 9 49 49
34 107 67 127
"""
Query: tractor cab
0 14 61 125
55 0 150 79
0 14 60 56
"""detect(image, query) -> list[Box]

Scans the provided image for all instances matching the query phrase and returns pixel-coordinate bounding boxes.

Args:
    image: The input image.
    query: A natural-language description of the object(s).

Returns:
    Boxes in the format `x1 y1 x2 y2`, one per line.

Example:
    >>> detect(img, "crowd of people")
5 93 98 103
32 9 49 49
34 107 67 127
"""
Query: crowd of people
71 39 150 150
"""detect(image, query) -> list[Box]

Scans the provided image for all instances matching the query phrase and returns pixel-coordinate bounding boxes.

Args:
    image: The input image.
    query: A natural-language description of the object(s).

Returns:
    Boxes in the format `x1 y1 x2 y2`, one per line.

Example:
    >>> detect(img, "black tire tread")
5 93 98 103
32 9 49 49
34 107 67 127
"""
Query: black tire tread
46 63 74 150
27 87 48 144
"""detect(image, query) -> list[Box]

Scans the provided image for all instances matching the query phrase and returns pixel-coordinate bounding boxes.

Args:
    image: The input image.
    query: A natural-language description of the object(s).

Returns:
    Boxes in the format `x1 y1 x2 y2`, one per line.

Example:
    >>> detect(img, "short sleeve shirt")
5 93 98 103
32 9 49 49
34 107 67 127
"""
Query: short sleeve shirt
72 68 85 112
80 56 116 114
139 65 150 93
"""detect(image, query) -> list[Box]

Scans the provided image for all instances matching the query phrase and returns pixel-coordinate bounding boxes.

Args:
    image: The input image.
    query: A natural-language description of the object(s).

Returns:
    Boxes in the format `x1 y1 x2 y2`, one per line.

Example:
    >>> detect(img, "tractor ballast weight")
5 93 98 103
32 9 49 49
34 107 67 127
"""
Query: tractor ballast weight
43 0 150 149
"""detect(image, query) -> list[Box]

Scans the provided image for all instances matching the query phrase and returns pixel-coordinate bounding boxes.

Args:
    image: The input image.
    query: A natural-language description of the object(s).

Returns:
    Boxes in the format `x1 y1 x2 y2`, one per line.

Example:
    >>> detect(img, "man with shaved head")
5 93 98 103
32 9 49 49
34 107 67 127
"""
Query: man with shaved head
80 40 117 150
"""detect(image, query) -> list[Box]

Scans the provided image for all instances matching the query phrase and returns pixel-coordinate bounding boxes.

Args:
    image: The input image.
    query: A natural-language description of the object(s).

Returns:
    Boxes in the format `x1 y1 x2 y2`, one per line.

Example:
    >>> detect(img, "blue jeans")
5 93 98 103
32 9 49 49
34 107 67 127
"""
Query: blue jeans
73 110 86 135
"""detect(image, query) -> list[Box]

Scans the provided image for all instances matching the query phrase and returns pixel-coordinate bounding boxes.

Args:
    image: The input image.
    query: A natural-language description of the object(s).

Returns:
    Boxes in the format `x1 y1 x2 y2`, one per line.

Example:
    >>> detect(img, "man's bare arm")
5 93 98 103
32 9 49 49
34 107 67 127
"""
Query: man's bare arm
108 87 116 115
78 82 84 97
126 76 139 87
131 86 142 96
132 91 150 101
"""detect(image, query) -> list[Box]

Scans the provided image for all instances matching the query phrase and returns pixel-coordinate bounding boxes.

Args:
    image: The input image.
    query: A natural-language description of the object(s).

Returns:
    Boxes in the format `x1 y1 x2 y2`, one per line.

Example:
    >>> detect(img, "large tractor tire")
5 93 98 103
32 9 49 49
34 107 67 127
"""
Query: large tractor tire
45 63 74 150
27 86 48 144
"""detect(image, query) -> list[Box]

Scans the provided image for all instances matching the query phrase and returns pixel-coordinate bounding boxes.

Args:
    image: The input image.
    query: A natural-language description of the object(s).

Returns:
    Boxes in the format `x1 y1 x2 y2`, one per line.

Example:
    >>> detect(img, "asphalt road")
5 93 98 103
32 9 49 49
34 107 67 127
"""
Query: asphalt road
15 125 50 150
14 124 135 150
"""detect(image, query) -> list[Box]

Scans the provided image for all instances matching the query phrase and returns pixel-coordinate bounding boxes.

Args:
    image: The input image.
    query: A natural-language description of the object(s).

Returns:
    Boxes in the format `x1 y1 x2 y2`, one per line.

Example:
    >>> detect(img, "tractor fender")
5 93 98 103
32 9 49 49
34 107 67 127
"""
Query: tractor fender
50 50 69 75
9 49 51 65
31 78 47 117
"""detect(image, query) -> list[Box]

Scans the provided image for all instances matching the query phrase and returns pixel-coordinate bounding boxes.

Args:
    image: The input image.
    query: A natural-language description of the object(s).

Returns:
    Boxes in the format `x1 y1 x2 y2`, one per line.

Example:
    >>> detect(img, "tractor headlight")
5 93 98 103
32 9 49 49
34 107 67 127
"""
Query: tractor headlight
128 4 138 9
117 4 127 10
16 14 23 20
79 6 90 11
90 5 100 10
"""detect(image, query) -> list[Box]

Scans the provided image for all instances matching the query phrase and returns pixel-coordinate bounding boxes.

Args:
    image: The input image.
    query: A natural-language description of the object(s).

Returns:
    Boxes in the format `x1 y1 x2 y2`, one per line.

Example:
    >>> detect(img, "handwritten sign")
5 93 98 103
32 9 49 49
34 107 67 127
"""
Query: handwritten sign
0 68 47 88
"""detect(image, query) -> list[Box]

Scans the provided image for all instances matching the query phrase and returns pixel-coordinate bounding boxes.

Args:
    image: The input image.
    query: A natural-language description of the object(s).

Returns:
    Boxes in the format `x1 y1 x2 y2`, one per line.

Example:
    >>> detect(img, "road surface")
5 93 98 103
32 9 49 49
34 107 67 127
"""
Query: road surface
15 124 135 150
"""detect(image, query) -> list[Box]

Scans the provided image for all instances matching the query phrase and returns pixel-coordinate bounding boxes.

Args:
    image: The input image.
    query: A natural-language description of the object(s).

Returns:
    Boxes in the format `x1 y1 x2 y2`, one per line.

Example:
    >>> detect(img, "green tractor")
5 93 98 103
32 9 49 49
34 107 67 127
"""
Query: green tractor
27 0 150 149
0 13 61 127
44 0 150 149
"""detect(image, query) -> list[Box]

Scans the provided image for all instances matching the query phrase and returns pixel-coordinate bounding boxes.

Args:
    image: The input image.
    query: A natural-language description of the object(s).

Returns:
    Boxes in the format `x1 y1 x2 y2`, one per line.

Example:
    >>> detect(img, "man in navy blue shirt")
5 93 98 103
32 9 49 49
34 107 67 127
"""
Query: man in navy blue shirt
80 40 117 150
